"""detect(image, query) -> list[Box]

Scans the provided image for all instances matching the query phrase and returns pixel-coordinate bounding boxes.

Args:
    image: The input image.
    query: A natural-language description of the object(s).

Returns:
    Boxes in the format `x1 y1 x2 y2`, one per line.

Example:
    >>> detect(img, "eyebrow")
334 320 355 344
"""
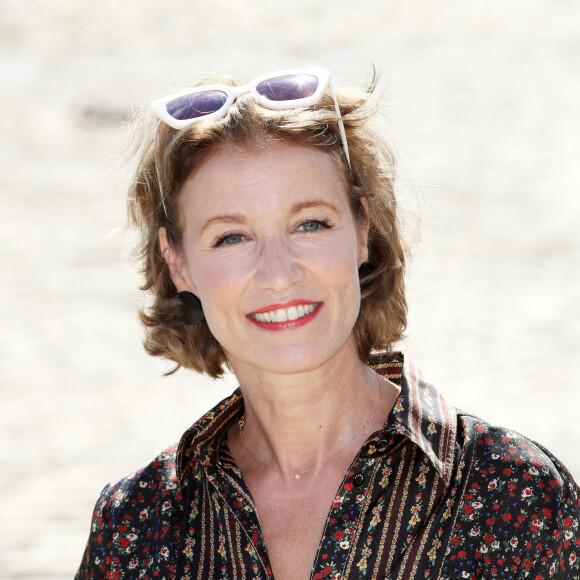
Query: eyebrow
199 200 340 234
289 200 340 215
199 213 248 235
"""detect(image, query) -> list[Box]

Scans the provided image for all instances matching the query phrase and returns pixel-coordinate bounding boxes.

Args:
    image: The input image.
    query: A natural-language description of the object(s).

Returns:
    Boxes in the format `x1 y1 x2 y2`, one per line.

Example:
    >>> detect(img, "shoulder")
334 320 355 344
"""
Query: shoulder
76 445 183 576
458 412 578 502
95 444 183 526
448 413 580 576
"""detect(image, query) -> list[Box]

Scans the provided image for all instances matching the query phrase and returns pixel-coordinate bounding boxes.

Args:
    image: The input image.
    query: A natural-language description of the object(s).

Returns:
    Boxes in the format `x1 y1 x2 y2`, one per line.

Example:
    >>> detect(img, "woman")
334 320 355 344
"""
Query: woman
76 67 579 579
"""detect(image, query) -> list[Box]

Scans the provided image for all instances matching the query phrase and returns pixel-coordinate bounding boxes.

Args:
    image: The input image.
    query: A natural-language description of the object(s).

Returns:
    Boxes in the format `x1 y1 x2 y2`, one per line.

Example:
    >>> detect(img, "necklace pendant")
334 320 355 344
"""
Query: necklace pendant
294 474 301 480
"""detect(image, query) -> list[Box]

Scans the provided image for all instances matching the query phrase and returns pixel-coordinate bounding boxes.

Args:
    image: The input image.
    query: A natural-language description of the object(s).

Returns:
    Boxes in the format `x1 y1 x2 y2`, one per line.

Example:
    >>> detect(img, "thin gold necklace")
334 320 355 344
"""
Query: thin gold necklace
238 375 384 480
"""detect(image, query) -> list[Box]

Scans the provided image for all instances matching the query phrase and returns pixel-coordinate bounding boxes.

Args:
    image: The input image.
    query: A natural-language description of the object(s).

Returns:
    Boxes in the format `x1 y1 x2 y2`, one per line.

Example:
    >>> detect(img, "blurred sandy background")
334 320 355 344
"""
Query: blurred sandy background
1 1 579 577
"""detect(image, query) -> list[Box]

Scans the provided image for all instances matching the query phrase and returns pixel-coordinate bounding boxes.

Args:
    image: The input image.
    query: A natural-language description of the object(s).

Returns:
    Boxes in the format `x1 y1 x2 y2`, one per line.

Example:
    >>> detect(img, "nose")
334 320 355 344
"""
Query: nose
254 234 302 292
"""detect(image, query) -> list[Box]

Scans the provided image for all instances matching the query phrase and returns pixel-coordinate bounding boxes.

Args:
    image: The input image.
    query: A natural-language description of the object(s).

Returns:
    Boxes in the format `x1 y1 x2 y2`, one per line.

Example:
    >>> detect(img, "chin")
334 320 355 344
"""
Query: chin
251 341 351 376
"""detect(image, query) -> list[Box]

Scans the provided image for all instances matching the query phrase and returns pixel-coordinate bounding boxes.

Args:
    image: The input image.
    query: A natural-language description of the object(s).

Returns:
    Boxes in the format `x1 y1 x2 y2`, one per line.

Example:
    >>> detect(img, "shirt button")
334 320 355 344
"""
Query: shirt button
353 473 365 486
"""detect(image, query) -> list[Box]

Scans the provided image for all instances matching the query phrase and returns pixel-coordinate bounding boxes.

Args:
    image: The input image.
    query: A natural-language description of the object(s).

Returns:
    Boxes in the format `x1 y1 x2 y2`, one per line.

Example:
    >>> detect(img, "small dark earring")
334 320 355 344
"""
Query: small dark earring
177 291 205 325
358 262 375 293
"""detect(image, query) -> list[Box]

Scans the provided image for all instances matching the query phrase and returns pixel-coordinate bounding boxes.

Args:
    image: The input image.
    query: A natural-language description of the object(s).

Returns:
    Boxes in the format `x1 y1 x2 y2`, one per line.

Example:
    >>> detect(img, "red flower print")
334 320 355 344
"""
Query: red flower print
563 517 572 528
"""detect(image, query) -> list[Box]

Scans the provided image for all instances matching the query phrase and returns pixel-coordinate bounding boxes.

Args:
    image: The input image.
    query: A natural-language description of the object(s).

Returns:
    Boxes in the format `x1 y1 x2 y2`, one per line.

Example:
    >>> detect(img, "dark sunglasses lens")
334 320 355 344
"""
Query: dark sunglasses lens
166 90 228 120
256 74 319 102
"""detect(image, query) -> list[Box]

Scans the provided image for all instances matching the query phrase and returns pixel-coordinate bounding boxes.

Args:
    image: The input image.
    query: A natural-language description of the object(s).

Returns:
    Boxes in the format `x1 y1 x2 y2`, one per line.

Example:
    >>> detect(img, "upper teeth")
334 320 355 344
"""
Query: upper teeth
252 303 317 323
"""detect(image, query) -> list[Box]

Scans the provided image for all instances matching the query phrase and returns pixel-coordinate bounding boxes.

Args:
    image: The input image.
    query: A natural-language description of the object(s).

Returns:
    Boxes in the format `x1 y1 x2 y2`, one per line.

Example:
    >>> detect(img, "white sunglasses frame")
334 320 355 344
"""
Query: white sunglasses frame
151 67 351 170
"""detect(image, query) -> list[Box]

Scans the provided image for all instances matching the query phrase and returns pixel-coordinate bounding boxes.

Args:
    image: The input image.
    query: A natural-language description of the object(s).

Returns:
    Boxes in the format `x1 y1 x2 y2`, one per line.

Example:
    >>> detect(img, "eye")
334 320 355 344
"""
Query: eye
214 233 245 246
297 219 331 233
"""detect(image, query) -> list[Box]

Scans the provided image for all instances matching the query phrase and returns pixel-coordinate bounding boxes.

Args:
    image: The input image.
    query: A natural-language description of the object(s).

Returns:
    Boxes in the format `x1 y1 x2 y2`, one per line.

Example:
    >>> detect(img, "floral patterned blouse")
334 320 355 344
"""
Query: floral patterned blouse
76 353 580 579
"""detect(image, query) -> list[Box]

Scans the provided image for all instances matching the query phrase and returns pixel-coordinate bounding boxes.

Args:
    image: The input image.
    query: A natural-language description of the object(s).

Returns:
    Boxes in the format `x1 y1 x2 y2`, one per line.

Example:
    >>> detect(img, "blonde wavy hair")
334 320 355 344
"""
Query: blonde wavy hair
127 71 409 378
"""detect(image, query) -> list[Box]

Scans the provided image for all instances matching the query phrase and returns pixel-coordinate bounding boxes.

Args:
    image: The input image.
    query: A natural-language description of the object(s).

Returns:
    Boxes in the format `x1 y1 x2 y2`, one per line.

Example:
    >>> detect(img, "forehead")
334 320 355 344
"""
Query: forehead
178 141 349 219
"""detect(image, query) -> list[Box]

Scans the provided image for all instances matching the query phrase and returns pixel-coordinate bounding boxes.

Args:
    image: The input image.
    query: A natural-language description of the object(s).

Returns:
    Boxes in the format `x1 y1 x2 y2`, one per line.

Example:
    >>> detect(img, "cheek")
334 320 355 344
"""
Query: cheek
189 262 233 301
185 254 250 318
318 242 362 300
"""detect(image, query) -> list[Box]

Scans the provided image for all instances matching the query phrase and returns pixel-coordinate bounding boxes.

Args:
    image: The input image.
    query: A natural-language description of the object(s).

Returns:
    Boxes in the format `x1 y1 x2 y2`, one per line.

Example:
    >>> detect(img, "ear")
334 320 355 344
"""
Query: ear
356 197 370 266
158 227 198 294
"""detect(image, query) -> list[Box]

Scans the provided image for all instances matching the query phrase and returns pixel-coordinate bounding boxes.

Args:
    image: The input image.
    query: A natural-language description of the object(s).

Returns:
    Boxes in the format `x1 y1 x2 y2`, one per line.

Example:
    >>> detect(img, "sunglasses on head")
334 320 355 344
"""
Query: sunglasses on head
151 67 351 170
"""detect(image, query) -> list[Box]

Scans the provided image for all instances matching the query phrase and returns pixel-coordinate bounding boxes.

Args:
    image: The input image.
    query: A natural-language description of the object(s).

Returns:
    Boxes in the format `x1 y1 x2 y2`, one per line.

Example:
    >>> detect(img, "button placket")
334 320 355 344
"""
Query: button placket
312 456 382 578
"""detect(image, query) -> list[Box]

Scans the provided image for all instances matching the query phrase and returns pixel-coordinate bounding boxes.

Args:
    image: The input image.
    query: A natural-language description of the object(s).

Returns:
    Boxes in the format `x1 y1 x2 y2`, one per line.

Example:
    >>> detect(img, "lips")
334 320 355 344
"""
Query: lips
247 301 322 330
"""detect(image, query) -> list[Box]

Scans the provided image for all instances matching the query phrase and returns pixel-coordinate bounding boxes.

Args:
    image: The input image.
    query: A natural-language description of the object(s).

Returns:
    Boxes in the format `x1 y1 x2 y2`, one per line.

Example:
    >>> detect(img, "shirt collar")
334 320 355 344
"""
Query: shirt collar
176 352 457 490
369 352 457 485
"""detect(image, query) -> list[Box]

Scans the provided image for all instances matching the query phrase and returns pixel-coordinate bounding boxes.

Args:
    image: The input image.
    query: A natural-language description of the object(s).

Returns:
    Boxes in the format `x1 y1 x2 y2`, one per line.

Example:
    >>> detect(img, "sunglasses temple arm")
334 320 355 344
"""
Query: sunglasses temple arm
153 119 175 222
328 79 352 172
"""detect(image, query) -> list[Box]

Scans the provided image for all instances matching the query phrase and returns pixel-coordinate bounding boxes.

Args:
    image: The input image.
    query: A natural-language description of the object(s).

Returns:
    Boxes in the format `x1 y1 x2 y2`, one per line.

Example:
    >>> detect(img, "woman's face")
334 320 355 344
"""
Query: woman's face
162 141 369 377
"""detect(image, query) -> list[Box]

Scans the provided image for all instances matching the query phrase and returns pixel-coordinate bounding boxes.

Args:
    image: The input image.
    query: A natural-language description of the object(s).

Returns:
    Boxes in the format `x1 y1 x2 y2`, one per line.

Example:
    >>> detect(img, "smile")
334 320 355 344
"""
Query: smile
250 302 320 323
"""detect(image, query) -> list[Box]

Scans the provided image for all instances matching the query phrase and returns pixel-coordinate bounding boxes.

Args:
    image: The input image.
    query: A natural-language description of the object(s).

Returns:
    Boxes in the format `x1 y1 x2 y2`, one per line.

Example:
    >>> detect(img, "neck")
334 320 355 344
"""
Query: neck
228 344 400 480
